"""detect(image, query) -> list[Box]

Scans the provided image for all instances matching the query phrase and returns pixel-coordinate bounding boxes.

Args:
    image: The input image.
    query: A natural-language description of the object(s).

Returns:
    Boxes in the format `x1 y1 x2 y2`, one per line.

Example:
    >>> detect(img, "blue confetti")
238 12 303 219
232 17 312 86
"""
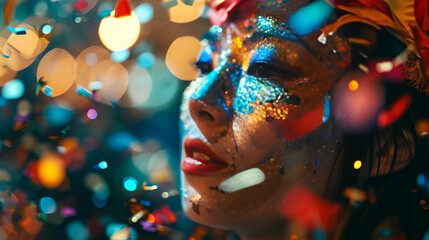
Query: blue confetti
76 86 93 98
288 0 333 36
7 26 27 35
44 86 53 97
323 91 330 123
2 54 9 59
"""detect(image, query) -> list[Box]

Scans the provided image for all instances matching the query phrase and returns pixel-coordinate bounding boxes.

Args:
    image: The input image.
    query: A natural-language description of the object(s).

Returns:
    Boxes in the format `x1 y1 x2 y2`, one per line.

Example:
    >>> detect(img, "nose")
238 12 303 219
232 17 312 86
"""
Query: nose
189 98 231 139
188 71 234 140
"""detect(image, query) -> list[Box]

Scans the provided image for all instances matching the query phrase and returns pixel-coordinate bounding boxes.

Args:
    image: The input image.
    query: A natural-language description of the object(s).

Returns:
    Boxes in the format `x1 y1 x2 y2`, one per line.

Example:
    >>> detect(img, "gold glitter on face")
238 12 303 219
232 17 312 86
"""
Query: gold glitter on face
179 0 351 233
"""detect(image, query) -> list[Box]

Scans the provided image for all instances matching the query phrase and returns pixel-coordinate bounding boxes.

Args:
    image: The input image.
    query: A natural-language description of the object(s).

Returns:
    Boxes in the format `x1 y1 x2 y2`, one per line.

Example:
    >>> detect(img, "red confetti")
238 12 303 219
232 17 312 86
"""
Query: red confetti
114 0 132 18
280 186 343 231
280 102 324 141
377 93 413 128
74 0 88 11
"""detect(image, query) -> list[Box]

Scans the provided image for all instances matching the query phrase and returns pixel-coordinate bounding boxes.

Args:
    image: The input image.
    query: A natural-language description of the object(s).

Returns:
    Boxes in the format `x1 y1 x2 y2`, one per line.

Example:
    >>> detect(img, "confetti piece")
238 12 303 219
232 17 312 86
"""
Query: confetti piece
114 0 132 18
141 221 157 232
377 93 413 128
76 86 93 98
7 25 26 35
2 54 9 59
44 86 53 97
74 0 88 11
131 210 148 223
61 206 77 217
218 168 265 193
61 126 70 134
142 182 158 191
322 92 330 123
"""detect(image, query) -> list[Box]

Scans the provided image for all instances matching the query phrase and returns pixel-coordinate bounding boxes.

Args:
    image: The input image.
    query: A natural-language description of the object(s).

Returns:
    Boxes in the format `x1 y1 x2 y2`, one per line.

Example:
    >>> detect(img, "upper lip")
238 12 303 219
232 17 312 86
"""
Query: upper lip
184 138 228 165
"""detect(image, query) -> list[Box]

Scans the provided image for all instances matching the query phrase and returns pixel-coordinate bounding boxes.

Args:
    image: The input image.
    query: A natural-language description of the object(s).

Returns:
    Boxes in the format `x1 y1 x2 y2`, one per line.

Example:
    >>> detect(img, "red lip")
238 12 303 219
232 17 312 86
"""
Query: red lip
181 138 228 175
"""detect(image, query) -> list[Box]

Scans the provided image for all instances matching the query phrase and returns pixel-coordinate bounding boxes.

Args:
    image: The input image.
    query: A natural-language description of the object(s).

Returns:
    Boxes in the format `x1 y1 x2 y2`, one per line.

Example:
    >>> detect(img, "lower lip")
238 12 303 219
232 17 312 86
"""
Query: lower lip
181 157 228 175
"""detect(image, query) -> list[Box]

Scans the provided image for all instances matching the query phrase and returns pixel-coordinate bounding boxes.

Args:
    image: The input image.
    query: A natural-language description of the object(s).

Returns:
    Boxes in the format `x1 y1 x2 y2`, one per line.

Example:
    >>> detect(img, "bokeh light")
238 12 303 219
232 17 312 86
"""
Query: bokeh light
44 103 74 127
135 3 154 23
1 79 24 100
123 177 138 191
37 48 77 97
354 160 362 170
111 49 130 63
166 36 201 80
66 221 90 240
38 153 66 189
348 80 359 91
333 73 385 132
118 64 152 107
98 11 140 51
165 0 205 23
39 197 57 214
87 108 98 120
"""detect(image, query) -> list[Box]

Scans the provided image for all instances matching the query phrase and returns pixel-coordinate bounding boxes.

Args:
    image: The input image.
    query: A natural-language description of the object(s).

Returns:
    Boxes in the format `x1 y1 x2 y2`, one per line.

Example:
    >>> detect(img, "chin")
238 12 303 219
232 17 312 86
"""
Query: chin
180 158 289 229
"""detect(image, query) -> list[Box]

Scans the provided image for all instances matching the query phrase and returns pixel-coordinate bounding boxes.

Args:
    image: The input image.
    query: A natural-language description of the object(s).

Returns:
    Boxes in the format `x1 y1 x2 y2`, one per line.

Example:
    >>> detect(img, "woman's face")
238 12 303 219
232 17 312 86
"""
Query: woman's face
180 0 351 231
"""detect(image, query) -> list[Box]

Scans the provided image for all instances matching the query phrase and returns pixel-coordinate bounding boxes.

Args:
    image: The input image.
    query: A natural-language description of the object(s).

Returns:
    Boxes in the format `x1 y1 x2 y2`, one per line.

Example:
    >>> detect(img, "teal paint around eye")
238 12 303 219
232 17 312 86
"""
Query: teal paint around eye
233 75 286 114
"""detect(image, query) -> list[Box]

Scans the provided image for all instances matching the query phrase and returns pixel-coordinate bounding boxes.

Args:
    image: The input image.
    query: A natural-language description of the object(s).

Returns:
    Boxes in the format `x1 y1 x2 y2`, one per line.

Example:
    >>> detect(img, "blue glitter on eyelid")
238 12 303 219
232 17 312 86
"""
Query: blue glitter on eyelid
256 16 298 41
233 75 286 114
250 45 276 64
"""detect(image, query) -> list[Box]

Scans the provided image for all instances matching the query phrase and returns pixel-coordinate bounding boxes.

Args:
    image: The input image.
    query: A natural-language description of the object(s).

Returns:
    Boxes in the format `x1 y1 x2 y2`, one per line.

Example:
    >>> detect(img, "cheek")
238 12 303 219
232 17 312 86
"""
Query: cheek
279 101 325 141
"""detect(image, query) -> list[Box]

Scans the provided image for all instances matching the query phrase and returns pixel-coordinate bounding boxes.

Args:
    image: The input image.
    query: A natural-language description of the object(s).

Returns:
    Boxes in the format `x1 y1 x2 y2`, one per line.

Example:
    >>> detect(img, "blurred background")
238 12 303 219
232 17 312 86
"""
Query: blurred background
0 0 212 239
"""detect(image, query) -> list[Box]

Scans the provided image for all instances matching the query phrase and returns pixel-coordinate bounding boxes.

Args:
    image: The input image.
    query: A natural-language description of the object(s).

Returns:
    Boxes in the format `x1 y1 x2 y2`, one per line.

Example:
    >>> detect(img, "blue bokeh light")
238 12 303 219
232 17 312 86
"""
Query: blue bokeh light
137 52 155 69
123 177 138 191
135 3 154 23
39 197 57 214
2 79 24 100
111 49 130 63
66 221 90 240
42 24 52 34
44 103 74 127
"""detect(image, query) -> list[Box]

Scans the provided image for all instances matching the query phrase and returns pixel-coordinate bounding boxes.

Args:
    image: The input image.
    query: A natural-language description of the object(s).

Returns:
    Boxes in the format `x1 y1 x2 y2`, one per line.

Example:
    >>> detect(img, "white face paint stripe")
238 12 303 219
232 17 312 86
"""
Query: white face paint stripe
219 168 265 193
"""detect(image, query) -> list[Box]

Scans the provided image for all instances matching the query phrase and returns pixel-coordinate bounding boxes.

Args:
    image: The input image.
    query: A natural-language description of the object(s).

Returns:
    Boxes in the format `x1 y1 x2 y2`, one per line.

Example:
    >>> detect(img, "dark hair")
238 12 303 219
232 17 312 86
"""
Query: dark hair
327 22 429 239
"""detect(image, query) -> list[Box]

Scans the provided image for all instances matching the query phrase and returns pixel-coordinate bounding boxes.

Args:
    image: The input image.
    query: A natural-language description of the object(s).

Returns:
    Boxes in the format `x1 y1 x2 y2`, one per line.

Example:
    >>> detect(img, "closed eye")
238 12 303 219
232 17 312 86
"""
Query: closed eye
247 62 299 80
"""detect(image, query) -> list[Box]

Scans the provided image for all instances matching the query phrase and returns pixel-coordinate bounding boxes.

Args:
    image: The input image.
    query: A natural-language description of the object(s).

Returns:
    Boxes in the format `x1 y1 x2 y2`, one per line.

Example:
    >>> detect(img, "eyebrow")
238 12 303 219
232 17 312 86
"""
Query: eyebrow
253 15 299 41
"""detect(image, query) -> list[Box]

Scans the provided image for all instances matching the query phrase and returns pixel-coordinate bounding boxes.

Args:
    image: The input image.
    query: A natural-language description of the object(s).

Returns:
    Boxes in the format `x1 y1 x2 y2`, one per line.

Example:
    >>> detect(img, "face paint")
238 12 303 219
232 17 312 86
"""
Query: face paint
218 168 265 193
179 0 350 232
